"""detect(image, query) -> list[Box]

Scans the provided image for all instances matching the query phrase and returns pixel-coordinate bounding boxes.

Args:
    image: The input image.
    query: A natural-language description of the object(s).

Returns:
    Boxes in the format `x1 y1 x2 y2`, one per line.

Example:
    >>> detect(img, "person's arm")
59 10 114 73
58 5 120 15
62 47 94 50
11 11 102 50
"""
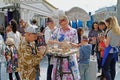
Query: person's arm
104 37 109 47
73 29 78 43
70 43 82 48
104 30 112 47
48 39 59 44
37 46 47 58
69 29 80 48
0 35 5 55
88 30 92 39
44 29 50 44
98 43 101 51
118 40 120 46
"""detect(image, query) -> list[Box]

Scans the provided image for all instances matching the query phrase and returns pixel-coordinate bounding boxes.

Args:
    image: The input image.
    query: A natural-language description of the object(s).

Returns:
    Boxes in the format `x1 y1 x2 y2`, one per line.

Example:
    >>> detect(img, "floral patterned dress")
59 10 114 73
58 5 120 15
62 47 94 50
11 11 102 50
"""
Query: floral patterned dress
51 26 80 80
5 45 18 73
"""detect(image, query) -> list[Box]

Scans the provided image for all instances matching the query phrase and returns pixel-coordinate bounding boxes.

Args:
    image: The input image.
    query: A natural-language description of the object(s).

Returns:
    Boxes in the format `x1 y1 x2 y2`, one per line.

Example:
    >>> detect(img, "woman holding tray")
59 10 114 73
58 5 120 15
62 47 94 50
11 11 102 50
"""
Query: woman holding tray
48 14 80 80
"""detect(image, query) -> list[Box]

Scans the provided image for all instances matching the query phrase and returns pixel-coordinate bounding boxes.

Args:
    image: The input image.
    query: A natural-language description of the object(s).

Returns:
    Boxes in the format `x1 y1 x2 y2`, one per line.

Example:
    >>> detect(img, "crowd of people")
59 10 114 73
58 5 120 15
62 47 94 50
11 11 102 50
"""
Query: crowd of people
0 13 120 80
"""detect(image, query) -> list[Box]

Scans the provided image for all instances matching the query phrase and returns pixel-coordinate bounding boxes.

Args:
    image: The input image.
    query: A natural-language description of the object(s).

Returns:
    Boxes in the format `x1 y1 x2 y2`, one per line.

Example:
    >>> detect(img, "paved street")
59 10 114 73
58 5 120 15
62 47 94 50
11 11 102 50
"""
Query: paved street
1 56 120 80
0 57 48 80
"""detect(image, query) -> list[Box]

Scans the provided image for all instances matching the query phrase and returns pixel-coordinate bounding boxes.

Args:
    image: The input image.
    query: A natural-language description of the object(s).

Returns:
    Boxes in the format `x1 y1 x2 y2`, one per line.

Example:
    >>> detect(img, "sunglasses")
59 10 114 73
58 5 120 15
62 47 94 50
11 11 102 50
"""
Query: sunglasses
59 19 66 23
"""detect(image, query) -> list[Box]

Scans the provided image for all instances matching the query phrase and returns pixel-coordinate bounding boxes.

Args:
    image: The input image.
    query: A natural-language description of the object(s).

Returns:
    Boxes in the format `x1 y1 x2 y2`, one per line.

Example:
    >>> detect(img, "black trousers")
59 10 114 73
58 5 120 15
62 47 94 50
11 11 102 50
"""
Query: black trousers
91 44 95 55
9 72 20 80
102 54 116 80
47 55 53 80
97 58 101 72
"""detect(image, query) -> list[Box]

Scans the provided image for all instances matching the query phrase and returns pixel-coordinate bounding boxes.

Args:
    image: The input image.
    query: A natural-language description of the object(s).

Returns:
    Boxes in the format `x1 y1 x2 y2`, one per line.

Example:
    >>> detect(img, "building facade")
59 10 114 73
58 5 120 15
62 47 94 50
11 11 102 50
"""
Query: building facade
93 5 117 22
0 0 57 27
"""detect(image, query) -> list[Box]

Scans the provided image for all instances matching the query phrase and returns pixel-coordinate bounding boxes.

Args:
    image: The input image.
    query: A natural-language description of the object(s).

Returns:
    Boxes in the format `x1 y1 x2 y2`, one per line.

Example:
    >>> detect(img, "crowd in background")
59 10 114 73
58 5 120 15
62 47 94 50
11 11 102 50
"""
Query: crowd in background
0 13 120 80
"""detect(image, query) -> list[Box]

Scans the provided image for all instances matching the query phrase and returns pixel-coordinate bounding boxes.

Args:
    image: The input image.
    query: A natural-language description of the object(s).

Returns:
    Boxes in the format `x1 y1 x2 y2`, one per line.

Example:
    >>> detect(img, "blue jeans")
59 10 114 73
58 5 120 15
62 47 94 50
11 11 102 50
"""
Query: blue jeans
79 64 89 80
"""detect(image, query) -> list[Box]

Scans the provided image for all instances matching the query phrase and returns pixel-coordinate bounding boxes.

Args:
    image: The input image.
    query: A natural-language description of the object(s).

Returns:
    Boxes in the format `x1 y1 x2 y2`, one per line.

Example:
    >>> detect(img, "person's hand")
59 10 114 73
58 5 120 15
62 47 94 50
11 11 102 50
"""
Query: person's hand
92 37 96 40
37 32 43 36
58 42 63 47
78 43 82 46
37 46 47 56
91 37 96 44
69 43 80 47
118 40 120 46
48 40 59 45
104 39 107 43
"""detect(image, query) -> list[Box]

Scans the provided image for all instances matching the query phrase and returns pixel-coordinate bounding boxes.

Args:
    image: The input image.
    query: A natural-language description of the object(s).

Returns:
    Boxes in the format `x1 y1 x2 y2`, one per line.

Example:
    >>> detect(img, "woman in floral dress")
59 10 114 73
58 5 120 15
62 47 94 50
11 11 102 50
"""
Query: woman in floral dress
49 15 80 80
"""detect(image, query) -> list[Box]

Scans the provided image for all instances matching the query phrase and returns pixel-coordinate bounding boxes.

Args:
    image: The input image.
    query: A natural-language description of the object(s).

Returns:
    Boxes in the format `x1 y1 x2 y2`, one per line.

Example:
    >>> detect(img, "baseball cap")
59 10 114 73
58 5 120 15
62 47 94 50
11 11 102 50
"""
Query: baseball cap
25 26 39 34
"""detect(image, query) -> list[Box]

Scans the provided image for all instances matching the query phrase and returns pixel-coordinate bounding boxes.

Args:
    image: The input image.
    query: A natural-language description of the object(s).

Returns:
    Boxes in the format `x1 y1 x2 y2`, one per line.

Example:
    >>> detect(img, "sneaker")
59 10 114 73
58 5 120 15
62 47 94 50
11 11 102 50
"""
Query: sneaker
96 72 101 77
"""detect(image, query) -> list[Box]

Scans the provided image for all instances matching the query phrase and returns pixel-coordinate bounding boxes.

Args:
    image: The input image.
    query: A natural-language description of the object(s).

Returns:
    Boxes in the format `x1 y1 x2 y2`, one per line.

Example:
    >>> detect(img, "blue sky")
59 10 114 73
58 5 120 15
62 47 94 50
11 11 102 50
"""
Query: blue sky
47 0 117 14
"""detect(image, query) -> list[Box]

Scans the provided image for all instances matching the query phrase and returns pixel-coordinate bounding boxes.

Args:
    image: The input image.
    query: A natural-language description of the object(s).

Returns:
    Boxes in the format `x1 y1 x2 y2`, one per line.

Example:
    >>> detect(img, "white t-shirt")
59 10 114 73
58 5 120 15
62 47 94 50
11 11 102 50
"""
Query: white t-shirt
31 24 38 29
44 26 57 43
0 34 5 62
44 26 57 65
0 34 4 55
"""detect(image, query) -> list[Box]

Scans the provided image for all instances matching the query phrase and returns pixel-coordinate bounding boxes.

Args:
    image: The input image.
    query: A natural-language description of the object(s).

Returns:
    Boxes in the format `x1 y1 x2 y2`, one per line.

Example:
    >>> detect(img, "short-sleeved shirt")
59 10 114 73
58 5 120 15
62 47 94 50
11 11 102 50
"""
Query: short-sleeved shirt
107 30 120 47
53 26 78 43
79 44 92 64
44 26 57 43
107 30 120 53
7 31 21 49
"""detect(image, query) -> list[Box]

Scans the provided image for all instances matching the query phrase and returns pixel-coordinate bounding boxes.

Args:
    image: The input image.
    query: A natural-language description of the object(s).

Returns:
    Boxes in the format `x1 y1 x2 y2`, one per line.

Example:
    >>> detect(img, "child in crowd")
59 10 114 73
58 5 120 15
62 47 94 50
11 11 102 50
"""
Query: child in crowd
78 35 92 80
98 33 106 66
5 38 20 80
77 28 84 43
98 33 106 79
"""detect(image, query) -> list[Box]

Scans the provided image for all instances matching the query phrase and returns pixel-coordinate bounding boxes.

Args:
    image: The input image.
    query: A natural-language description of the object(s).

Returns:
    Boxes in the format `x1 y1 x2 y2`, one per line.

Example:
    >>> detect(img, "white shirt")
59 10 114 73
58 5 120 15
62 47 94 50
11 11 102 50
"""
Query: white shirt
44 26 57 65
0 34 5 62
31 24 38 29
7 31 21 49
44 26 57 43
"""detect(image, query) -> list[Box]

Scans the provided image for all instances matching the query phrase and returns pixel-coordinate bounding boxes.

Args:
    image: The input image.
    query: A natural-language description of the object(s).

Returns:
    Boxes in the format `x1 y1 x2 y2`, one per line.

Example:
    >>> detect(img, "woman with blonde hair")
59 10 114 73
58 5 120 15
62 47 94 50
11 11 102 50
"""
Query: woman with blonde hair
102 16 120 80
